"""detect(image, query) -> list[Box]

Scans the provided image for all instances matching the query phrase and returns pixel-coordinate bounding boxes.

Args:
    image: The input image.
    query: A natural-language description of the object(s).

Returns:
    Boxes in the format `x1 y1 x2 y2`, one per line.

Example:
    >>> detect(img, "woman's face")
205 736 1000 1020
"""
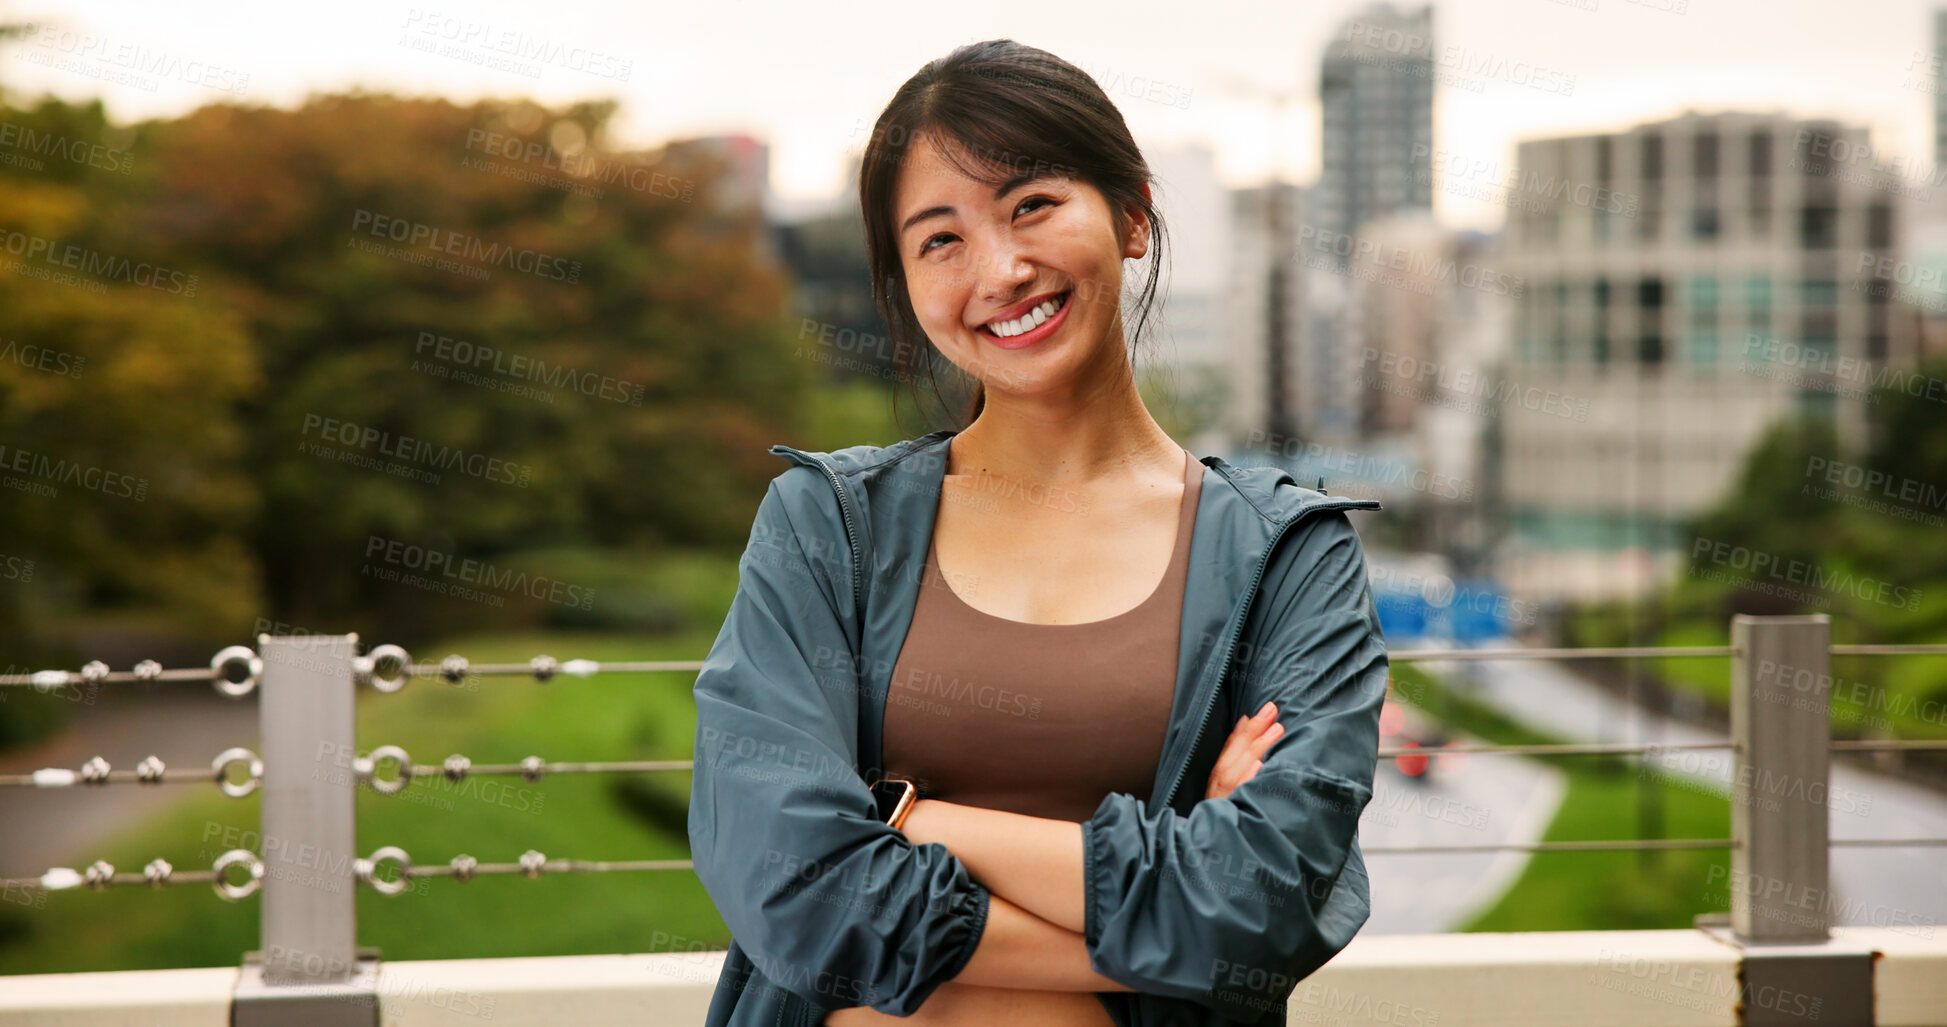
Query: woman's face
892 132 1149 402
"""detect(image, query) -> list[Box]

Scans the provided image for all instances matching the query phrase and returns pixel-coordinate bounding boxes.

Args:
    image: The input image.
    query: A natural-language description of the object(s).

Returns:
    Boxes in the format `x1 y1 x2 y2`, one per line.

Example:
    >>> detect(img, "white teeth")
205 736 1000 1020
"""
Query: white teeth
985 293 1066 338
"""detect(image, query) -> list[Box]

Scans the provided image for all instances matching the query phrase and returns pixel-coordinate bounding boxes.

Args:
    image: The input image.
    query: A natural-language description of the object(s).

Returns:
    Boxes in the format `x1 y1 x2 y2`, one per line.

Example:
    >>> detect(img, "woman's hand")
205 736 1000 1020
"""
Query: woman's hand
1204 701 1283 801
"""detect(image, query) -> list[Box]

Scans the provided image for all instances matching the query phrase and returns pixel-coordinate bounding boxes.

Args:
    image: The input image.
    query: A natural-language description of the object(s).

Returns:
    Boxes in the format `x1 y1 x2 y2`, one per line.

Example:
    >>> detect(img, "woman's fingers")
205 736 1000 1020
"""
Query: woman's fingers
1206 702 1280 800
1246 719 1285 761
1205 732 1237 800
1213 713 1262 785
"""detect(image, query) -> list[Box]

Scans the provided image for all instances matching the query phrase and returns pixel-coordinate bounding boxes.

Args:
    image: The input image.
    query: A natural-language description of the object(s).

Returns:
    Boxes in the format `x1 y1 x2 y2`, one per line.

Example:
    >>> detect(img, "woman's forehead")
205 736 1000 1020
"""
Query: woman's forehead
900 133 1006 187
895 132 1076 204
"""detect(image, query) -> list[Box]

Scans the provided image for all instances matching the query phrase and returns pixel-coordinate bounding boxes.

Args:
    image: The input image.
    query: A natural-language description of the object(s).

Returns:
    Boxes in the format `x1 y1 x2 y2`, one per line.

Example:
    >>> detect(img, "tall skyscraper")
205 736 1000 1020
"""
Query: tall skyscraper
1316 3 1435 268
1303 3 1436 441
1934 10 1947 173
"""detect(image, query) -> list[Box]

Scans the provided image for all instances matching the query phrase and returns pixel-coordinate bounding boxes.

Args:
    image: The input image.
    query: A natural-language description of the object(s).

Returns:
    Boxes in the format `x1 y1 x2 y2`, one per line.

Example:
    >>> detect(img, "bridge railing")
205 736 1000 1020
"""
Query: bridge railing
2 613 1944 1025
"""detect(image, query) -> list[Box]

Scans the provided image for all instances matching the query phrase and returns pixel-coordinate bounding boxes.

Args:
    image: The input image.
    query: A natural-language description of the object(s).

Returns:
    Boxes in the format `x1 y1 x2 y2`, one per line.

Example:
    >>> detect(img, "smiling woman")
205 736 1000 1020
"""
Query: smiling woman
858 40 1169 427
689 36 1386 1027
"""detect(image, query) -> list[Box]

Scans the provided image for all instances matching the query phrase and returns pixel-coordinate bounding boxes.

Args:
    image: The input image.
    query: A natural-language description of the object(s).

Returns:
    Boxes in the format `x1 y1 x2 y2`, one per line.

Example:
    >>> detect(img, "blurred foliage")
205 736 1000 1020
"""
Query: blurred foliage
0 87 823 695
0 96 261 650
1567 353 1947 741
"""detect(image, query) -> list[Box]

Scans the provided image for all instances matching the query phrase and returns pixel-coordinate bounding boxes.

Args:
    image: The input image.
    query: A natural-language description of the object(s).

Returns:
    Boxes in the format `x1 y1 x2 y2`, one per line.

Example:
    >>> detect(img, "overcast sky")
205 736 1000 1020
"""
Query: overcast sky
4 0 1940 230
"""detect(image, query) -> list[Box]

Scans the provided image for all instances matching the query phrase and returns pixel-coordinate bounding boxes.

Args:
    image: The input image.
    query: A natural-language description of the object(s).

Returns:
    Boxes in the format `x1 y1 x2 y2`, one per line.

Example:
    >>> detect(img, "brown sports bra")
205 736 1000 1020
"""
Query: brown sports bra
879 448 1203 822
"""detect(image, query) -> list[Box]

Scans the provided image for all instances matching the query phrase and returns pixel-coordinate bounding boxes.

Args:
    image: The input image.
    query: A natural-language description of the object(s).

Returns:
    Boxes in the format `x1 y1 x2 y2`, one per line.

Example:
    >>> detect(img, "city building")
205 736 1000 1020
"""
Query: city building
685 133 773 218
1316 2 1435 267
1141 144 1235 454
1934 9 1947 174
1306 2 1436 441
1225 181 1307 448
1496 110 1916 601
1330 211 1512 561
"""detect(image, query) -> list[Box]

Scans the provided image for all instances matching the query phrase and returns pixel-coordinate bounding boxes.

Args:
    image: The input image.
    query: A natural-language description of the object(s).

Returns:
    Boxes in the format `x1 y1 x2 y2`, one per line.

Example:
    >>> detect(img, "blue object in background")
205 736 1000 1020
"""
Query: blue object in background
1447 578 1513 643
1374 588 1430 640
1370 574 1520 644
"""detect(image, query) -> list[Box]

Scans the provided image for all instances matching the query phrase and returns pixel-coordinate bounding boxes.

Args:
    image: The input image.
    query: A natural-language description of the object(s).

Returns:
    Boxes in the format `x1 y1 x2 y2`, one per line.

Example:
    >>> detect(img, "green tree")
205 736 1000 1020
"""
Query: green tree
118 94 813 637
0 83 821 723
0 98 262 653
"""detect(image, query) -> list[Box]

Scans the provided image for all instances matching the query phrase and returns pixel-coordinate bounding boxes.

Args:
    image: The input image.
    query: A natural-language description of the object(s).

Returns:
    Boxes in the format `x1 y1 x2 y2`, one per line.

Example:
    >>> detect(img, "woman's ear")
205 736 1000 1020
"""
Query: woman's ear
1122 183 1152 260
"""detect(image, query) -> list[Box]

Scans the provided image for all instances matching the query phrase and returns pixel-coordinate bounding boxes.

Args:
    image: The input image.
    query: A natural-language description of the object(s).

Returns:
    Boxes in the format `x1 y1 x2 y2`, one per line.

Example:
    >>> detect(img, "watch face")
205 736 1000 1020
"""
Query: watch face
871 779 912 822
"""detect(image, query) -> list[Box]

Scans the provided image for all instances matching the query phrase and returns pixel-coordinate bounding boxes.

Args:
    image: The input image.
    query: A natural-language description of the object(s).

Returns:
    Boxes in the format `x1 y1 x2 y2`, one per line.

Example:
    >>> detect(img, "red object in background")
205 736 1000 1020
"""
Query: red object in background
1378 700 1406 738
1435 740 1469 775
1394 740 1428 777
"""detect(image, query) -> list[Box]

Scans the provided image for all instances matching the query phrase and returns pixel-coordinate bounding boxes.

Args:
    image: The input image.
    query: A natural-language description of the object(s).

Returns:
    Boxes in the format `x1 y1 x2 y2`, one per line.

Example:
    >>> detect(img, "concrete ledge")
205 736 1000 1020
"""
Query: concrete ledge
3 928 1944 1026
374 951 725 1026
0 965 238 1026
1834 924 1947 1027
1304 929 1741 1026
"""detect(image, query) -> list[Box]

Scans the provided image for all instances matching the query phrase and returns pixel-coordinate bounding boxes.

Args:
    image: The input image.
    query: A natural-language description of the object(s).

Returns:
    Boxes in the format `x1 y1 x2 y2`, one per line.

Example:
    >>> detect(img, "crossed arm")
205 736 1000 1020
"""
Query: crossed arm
898 798 1127 992
896 700 1288 994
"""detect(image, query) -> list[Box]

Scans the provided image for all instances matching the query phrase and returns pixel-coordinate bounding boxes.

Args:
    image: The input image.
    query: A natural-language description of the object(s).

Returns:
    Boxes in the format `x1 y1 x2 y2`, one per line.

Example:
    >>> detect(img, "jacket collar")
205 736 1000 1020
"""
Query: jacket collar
767 429 1379 813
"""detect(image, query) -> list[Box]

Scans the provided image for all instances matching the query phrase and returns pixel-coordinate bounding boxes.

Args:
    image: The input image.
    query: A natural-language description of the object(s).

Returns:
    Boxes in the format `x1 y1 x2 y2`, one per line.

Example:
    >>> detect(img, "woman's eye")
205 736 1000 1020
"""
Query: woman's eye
918 198 1057 257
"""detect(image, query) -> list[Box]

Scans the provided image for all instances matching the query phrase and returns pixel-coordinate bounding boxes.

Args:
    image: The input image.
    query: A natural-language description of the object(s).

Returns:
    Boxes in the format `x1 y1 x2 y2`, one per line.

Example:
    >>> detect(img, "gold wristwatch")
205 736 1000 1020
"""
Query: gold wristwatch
869 776 918 831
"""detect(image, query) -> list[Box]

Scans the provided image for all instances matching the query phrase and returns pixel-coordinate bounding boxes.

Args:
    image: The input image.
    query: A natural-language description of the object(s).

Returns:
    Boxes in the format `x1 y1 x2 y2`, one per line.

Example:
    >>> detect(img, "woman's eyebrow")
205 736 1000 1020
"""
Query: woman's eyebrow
899 170 1057 237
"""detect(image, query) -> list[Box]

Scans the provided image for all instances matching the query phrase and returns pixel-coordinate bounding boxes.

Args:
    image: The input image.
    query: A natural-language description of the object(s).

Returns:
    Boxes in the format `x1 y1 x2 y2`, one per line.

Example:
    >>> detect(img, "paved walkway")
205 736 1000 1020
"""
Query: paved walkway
1356 701 1567 933
0 686 260 880
1425 655 1947 932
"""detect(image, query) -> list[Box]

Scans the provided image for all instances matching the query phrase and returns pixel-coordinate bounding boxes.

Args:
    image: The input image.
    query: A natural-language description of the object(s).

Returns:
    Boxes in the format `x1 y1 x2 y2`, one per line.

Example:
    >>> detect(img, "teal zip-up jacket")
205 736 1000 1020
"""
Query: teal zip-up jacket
688 428 1386 1027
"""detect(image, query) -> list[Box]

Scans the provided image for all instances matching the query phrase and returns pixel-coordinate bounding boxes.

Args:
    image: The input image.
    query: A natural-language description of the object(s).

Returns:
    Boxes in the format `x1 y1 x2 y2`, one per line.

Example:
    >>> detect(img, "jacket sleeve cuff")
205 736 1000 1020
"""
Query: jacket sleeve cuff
1082 795 1106 950
939 877 992 984
1080 790 1149 989
887 873 989 1013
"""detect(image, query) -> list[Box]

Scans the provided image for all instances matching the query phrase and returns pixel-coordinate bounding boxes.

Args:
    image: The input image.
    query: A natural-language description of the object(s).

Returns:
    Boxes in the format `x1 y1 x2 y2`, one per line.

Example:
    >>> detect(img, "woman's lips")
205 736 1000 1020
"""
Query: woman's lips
976 290 1071 349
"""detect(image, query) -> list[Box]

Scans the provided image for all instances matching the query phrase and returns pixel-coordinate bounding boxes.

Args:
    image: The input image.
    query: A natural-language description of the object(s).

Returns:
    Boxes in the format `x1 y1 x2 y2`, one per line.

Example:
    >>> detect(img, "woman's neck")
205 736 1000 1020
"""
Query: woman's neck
946 370 1180 487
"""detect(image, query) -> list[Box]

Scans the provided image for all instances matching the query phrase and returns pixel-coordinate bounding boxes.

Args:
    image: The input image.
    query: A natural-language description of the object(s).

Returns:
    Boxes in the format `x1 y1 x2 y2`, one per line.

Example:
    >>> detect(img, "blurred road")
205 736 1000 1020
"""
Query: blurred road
1356 702 1567 933
1427 656 1947 932
0 686 260 880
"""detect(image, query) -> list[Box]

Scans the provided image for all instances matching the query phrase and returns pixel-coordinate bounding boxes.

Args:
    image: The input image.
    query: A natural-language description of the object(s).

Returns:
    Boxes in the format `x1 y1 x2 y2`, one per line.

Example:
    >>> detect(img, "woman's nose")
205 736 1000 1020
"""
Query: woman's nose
970 244 1034 299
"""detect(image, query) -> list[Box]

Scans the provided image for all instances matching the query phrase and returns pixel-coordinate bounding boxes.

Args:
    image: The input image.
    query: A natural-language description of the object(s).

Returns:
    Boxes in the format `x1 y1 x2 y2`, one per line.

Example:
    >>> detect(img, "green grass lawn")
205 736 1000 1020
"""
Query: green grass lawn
1459 769 1733 932
1388 664 1734 932
0 623 743 975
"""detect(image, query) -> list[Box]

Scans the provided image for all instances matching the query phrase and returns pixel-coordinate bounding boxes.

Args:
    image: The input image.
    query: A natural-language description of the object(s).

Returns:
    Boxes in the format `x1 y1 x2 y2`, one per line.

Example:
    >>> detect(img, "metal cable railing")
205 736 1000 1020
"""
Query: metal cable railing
3 624 1944 917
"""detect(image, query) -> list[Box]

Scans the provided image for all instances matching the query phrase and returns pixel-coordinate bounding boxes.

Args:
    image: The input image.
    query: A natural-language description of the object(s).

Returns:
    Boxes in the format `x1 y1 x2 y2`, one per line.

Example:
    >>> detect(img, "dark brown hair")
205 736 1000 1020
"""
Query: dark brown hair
859 38 1170 432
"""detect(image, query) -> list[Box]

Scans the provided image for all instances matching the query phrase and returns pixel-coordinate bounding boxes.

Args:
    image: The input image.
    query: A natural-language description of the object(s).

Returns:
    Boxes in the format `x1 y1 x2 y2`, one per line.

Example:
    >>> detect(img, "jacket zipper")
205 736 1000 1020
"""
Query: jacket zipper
776 982 814 1026
772 447 865 620
1154 493 1372 811
815 461 864 620
768 450 866 1027
1154 516 1286 811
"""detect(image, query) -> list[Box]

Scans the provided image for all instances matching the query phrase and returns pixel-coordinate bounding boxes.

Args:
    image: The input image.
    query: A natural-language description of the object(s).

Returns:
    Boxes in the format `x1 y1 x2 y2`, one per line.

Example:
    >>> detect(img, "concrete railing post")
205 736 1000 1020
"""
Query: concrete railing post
1708 613 1876 1026
1730 613 1832 943
232 633 378 1026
